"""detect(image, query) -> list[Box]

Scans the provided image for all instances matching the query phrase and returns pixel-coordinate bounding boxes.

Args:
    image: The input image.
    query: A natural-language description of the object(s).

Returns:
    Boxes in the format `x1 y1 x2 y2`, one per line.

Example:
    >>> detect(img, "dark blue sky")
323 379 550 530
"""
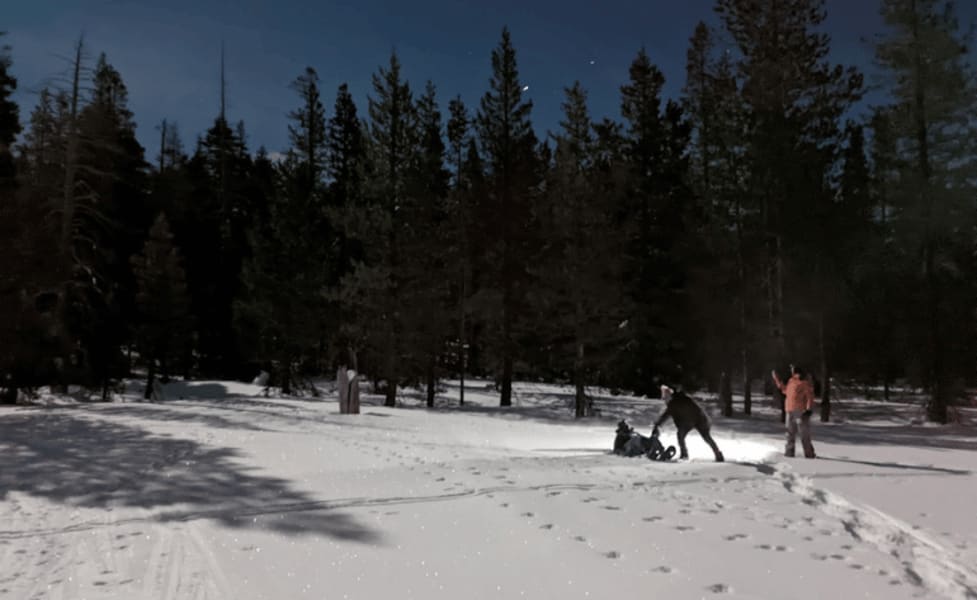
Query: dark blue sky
6 0 972 158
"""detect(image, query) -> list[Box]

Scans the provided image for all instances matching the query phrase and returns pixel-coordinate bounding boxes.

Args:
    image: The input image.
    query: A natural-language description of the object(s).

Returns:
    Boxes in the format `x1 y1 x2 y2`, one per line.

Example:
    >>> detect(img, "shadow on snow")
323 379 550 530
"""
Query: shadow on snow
0 408 382 544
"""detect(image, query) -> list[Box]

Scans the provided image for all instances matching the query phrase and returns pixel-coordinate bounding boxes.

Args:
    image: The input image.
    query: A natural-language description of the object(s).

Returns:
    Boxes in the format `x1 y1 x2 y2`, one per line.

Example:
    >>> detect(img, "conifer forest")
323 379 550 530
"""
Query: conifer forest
2 0 976 424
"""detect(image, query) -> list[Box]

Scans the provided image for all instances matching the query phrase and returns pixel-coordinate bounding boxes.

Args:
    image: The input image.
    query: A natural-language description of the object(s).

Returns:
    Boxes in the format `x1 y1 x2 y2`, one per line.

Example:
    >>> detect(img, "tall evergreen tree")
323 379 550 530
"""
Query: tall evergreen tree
873 0 977 422
534 82 627 417
683 22 757 414
446 95 472 404
131 214 191 398
75 53 149 390
325 82 368 370
716 0 862 419
618 48 697 394
0 32 25 402
403 81 451 406
0 32 19 168
237 68 331 394
330 53 418 406
475 27 539 406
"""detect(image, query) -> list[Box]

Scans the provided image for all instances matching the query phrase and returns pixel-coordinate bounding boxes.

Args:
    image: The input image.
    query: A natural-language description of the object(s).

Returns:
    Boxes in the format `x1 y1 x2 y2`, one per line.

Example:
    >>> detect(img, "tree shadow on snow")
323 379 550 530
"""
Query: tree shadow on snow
0 410 382 544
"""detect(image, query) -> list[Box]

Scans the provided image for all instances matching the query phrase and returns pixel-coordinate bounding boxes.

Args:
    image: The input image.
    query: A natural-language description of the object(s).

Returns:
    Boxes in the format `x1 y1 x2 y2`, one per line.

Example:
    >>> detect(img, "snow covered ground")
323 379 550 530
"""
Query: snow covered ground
1 379 976 599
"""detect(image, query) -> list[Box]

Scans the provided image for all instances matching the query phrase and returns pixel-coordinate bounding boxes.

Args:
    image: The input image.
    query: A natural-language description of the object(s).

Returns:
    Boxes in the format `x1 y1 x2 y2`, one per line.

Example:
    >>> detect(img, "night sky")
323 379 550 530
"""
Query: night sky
6 0 975 157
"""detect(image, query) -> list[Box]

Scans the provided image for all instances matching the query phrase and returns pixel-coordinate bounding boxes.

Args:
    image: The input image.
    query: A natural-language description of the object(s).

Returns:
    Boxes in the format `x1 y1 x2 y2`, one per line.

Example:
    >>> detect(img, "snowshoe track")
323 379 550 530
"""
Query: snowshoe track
760 461 977 600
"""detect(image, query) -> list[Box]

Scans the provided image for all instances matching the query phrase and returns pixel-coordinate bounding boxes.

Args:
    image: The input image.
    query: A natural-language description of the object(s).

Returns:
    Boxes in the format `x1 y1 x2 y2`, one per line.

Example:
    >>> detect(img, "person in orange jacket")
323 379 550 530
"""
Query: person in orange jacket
771 364 817 458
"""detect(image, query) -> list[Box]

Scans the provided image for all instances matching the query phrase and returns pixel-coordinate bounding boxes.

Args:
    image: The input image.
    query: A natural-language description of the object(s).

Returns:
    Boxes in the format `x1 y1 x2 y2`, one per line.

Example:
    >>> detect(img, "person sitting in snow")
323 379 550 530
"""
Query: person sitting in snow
771 364 817 459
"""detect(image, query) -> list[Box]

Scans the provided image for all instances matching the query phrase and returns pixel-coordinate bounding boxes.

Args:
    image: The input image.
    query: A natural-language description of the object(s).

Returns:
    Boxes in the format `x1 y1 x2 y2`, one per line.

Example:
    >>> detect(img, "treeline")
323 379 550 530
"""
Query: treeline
1 0 975 422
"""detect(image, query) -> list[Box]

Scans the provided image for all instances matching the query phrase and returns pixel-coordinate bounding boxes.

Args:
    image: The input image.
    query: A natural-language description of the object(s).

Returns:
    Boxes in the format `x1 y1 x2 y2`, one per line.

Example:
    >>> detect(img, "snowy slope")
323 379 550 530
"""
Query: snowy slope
1 380 975 599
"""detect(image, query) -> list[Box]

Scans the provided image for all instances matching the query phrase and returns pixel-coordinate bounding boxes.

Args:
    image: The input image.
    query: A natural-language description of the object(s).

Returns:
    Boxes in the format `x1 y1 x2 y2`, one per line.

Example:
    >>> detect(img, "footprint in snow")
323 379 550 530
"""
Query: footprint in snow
643 516 663 522
604 551 620 559
675 525 696 532
545 491 562 497
723 533 748 541
651 566 673 574
707 583 732 594
540 524 554 530
574 535 587 542
521 512 534 518
603 506 621 511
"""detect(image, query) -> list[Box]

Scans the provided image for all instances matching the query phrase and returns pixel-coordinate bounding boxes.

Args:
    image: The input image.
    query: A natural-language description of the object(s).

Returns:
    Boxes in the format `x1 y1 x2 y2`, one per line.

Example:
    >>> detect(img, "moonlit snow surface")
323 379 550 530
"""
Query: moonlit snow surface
2 379 976 599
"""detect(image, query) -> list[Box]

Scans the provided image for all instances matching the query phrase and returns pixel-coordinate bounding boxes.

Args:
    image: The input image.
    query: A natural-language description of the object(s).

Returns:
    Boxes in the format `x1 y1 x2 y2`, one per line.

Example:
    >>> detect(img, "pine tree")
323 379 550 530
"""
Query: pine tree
348 52 416 407
446 96 472 405
850 108 908 401
460 137 489 379
716 0 862 418
618 48 697 394
535 82 627 417
683 21 757 414
131 214 191 398
476 27 539 407
0 32 24 402
288 68 329 191
237 68 331 395
325 82 368 371
873 0 977 422
75 53 149 390
0 31 19 170
184 112 254 376
404 81 451 407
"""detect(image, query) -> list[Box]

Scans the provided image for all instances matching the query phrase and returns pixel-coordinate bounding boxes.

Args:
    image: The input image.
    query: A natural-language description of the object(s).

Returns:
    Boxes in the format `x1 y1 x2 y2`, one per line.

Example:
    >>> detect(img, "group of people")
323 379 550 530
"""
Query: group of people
643 363 817 461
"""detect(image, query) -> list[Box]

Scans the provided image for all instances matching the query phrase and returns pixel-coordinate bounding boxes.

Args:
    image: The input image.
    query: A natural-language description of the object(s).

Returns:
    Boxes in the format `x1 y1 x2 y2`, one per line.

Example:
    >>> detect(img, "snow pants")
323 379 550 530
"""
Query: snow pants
785 410 816 458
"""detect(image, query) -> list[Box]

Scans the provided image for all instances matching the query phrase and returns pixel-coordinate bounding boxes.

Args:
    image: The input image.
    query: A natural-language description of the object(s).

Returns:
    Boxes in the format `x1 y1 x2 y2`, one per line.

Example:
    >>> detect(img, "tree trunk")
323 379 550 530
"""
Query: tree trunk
720 370 733 417
500 354 513 407
819 310 831 422
925 242 947 423
349 375 360 414
144 360 156 400
459 342 466 406
908 4 945 423
735 193 751 416
337 366 349 414
426 354 436 408
742 372 752 416
574 342 588 418
458 278 466 407
500 283 513 406
384 327 396 407
280 354 292 395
